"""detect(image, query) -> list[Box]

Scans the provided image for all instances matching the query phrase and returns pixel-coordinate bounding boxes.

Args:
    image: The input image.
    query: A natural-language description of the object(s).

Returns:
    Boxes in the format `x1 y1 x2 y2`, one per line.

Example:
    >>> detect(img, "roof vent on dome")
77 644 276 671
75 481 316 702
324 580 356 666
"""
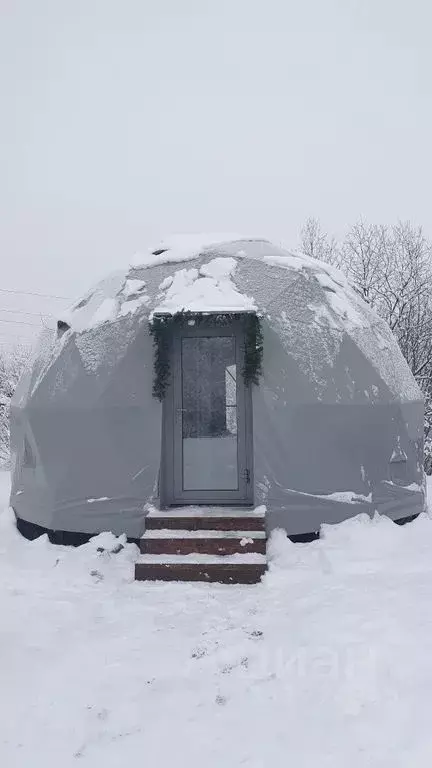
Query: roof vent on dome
57 319 71 338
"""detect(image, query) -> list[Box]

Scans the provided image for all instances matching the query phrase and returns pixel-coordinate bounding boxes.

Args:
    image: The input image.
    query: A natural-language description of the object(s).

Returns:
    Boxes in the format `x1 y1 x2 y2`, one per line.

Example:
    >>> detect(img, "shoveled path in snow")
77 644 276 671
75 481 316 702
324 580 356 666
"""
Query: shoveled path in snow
1 472 432 767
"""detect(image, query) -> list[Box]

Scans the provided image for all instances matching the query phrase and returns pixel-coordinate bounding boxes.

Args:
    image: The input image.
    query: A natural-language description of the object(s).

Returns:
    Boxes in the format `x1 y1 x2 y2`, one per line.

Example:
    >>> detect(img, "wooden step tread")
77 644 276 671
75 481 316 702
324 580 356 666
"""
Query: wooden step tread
146 516 265 531
137 552 266 564
142 529 266 539
135 561 266 584
140 533 267 556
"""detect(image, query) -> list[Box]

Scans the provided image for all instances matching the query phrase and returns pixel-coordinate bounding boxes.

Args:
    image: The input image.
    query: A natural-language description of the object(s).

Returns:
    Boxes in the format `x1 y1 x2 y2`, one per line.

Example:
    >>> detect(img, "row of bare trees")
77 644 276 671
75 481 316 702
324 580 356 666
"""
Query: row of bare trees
301 218 432 472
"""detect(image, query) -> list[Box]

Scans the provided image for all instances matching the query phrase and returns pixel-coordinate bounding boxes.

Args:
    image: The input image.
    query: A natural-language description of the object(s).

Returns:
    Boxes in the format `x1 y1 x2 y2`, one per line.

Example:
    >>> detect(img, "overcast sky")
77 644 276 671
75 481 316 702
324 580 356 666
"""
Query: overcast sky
1 0 431 344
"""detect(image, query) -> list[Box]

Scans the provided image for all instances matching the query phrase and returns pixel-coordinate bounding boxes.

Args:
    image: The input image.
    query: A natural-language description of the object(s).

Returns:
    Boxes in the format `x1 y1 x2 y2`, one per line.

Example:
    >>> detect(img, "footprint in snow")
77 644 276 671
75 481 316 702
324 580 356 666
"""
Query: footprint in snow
248 629 264 639
215 694 228 706
191 647 207 659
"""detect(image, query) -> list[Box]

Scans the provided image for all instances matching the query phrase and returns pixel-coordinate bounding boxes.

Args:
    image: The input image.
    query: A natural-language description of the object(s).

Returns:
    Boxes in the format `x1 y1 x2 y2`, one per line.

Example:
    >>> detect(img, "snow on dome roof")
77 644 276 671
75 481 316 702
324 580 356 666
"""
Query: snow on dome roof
50 234 420 402
150 256 256 317
54 234 378 343
130 233 265 269
60 236 292 332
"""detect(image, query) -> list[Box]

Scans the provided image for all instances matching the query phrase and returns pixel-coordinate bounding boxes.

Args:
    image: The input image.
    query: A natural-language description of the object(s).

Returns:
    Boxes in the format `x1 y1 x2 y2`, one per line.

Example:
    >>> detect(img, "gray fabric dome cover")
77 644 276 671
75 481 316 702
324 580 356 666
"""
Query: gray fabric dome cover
10 237 425 538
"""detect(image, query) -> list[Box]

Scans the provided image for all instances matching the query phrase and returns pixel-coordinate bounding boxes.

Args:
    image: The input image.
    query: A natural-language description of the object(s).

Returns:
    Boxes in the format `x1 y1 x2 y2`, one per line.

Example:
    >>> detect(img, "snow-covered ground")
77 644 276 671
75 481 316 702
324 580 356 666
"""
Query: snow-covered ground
1 472 432 767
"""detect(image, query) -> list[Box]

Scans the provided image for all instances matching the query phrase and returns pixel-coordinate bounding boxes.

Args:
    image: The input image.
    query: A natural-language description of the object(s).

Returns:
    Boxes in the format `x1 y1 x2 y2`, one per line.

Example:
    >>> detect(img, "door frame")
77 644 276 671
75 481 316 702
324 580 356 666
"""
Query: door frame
159 317 254 507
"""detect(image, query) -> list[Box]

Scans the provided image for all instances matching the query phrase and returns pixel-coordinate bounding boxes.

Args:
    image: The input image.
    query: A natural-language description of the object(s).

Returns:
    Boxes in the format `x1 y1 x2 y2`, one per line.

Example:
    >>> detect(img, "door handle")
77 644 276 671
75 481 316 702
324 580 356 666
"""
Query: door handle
176 408 186 422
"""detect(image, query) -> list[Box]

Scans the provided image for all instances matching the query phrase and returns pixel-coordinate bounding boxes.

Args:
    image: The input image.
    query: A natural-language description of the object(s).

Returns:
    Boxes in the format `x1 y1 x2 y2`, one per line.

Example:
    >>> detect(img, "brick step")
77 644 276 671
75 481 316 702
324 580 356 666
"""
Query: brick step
135 554 266 584
140 530 266 556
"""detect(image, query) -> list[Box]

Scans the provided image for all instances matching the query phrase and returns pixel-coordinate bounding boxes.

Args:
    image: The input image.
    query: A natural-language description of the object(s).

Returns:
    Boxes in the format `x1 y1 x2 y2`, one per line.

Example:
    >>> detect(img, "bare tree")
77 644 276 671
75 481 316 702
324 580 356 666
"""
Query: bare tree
375 223 430 332
341 221 385 303
300 217 340 266
343 221 432 370
0 345 30 467
300 217 432 472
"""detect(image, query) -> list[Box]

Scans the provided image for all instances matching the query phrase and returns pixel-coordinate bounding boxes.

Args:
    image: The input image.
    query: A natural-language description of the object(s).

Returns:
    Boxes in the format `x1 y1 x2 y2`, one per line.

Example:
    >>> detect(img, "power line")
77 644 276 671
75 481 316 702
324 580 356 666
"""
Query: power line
0 287 71 300
0 332 36 338
0 332 39 342
0 318 44 328
0 338 35 340
0 308 54 319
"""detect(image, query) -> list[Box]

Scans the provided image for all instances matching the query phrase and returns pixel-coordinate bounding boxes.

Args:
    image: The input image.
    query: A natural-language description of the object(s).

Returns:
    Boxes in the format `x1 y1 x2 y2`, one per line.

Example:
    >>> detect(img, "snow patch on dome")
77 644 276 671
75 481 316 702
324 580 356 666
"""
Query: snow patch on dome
151 257 256 317
118 296 151 317
89 298 118 327
158 276 174 291
60 271 151 333
131 233 253 269
351 321 421 402
198 256 237 279
277 309 342 394
75 323 136 374
264 254 369 334
61 272 126 332
121 279 146 298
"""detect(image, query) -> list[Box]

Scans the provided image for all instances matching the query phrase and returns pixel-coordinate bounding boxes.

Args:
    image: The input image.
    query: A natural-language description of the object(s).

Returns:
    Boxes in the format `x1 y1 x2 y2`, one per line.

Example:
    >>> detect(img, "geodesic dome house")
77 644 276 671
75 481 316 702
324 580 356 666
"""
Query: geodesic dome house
10 236 425 542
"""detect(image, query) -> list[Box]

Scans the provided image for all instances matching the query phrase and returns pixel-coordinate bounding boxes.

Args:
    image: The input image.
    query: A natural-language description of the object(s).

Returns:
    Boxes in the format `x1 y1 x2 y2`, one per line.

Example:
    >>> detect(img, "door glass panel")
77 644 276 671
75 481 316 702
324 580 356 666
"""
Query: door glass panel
182 336 238 491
